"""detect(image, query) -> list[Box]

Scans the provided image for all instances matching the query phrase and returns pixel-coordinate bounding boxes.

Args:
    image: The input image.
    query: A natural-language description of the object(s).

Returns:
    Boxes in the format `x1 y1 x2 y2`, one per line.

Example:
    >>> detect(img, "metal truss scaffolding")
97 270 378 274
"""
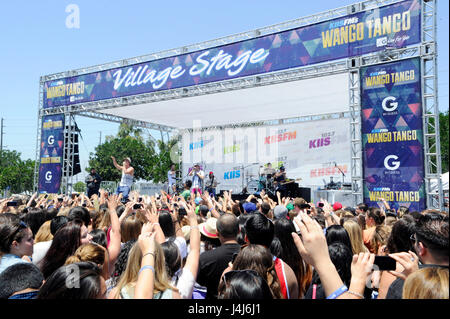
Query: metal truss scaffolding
421 0 443 210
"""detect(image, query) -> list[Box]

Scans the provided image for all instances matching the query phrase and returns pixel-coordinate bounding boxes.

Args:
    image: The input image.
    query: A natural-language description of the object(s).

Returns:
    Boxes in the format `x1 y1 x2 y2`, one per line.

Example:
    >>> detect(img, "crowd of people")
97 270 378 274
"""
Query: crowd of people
0 165 448 300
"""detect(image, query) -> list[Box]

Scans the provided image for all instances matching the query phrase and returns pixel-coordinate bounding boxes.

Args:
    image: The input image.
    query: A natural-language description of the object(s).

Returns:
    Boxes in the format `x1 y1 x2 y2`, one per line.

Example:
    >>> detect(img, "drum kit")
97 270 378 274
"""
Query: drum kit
244 168 301 197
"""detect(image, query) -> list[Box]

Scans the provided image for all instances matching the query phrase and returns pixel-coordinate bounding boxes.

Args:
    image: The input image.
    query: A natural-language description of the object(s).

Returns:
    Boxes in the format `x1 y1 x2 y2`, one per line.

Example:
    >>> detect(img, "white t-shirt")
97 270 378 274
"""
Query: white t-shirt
171 268 196 299
32 240 52 266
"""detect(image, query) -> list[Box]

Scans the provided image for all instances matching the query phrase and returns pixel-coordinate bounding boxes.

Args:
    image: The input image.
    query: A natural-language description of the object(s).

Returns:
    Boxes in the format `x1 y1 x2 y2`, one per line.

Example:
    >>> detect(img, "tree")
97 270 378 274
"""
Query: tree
73 181 86 193
0 150 35 194
439 111 449 173
88 123 158 182
151 139 179 183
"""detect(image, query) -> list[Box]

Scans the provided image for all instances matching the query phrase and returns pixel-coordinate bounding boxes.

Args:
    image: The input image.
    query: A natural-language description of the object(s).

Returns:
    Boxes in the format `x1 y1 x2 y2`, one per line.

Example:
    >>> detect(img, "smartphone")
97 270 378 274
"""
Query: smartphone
300 203 311 210
178 207 187 219
58 197 64 202
231 252 238 264
7 201 18 207
133 203 143 210
138 197 143 203
373 256 396 271
44 194 48 199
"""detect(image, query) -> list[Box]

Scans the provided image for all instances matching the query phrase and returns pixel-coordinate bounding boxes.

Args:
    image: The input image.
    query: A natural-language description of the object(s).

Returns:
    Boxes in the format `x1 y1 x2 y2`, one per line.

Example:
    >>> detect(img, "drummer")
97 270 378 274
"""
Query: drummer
262 162 276 177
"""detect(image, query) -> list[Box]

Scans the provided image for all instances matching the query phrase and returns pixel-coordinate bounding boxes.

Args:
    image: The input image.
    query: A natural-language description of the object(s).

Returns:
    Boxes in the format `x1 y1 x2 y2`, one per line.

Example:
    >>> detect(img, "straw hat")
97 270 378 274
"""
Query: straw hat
181 225 191 241
199 218 218 238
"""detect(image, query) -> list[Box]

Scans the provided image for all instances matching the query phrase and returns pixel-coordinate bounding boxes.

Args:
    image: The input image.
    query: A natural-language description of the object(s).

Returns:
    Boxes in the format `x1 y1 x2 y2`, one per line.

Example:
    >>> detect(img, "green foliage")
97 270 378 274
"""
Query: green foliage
73 181 86 193
440 111 449 172
88 123 177 183
0 150 35 194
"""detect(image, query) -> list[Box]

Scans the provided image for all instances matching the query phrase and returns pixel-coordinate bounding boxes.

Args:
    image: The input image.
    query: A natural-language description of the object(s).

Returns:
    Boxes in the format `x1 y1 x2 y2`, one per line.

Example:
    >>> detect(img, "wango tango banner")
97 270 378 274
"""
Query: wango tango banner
361 58 425 212
38 115 65 194
44 0 421 108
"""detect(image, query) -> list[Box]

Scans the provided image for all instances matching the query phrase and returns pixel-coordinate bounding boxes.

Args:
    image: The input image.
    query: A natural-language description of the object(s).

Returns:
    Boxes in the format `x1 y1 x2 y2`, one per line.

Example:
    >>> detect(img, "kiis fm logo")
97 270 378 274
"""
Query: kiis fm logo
264 131 296 144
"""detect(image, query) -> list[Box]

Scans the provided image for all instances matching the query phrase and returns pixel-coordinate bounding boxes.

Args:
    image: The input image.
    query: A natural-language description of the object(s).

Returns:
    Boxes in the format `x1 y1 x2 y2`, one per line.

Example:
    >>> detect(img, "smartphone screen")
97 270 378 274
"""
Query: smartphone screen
374 256 396 271
7 201 18 207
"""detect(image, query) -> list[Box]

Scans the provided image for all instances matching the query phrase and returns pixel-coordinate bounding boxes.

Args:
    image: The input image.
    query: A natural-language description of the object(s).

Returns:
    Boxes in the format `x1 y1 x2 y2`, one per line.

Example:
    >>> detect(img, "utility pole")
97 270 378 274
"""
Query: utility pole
0 117 3 154
99 131 102 145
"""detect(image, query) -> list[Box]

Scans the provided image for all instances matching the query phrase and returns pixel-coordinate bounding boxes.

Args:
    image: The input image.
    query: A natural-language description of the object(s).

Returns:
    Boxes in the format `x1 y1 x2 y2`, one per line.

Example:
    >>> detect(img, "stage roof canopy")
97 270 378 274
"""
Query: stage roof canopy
97 73 349 129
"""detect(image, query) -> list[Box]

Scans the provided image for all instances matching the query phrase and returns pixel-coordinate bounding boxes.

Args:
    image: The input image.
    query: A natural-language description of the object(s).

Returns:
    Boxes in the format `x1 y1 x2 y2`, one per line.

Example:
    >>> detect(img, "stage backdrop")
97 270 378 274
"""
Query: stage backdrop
182 118 351 193
361 57 425 211
43 0 421 108
38 115 65 194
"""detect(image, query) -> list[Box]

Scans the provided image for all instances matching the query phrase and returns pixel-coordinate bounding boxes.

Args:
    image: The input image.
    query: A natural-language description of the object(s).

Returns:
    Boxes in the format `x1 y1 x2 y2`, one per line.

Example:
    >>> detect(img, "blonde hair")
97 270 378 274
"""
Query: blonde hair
111 241 177 299
57 207 71 217
34 220 53 243
65 243 106 266
403 267 449 299
343 220 369 255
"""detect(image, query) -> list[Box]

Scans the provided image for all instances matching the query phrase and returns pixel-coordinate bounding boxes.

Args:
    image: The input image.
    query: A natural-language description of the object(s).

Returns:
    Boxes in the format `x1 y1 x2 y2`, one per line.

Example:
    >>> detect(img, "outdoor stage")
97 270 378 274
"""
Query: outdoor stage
35 0 444 211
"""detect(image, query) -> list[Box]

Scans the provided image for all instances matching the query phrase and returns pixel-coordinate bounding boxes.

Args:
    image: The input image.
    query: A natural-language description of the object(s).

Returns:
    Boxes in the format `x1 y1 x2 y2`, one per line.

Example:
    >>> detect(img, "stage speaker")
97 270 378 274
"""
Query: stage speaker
64 126 81 176
297 187 311 202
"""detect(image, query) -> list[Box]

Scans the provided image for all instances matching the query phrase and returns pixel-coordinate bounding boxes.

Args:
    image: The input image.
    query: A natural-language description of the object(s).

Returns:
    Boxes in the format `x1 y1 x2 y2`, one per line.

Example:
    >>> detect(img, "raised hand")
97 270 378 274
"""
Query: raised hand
388 251 419 280
291 212 330 267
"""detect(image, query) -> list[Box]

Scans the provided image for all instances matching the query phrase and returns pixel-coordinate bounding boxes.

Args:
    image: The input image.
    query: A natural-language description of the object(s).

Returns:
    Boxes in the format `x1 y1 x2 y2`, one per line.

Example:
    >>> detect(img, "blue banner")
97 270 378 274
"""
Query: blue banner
44 0 421 108
38 115 65 194
361 57 425 212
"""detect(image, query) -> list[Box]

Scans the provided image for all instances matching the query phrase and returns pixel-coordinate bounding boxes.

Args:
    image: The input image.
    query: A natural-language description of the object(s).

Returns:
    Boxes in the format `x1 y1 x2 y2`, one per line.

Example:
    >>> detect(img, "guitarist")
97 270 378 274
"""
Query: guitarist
274 166 288 197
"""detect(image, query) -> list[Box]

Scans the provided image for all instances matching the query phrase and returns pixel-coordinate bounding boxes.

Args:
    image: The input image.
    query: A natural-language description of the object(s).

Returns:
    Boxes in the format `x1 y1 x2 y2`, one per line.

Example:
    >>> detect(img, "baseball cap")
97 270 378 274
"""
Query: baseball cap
286 203 294 211
242 202 257 213
273 205 288 219
333 202 343 211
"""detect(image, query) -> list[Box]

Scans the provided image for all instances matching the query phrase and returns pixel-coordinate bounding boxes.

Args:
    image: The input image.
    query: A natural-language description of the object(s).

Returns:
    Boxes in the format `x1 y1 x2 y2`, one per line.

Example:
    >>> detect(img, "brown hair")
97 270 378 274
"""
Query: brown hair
34 220 53 243
65 243 106 266
120 214 143 243
403 267 449 299
370 225 391 254
231 244 283 299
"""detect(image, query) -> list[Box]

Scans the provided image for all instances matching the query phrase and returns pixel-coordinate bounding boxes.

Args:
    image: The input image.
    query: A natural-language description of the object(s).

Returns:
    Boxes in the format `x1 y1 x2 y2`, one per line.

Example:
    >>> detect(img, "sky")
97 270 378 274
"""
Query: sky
0 0 448 184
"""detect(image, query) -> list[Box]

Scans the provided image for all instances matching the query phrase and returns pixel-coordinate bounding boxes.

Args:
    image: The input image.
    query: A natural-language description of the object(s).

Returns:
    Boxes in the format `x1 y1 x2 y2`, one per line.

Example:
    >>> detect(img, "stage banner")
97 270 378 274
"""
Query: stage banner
361 57 425 211
182 118 351 193
38 114 65 194
44 0 420 108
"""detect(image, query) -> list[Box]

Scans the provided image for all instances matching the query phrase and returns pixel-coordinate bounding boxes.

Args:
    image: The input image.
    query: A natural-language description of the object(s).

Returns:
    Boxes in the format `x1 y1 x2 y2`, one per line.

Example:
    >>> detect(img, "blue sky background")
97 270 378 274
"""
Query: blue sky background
0 0 448 183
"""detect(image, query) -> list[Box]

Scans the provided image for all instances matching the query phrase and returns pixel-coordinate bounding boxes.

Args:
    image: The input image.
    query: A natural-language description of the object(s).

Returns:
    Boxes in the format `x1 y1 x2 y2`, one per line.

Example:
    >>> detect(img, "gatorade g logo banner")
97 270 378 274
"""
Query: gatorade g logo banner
38 114 65 194
361 58 425 211
44 0 420 108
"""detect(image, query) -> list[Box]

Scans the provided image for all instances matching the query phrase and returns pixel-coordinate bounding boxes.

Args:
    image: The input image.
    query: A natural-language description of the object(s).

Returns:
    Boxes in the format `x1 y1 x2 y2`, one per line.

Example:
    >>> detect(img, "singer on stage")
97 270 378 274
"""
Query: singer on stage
111 156 134 202
167 163 177 195
189 163 205 195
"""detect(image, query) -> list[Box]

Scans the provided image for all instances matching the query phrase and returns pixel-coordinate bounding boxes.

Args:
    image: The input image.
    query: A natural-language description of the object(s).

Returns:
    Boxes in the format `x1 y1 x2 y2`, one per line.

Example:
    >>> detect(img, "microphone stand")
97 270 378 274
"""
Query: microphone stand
335 162 346 184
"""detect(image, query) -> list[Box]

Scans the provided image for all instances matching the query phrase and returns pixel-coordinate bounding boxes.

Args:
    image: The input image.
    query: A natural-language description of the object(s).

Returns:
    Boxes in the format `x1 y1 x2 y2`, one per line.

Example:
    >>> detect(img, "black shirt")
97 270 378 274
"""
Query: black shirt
85 173 101 189
386 264 449 299
196 243 241 299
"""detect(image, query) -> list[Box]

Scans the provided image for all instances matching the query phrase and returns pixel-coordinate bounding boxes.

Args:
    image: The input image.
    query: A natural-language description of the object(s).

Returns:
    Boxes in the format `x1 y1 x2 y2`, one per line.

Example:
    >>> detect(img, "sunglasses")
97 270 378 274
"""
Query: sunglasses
223 269 260 283
410 233 427 248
